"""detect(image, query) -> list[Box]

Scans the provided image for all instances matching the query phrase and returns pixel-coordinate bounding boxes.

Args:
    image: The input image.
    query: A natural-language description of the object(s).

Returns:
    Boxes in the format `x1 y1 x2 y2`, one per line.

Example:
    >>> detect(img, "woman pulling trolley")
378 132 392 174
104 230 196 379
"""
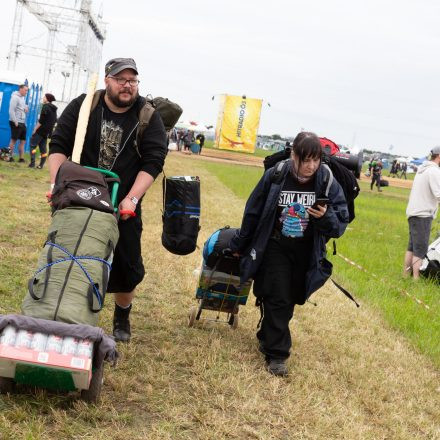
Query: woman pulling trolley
230 132 349 376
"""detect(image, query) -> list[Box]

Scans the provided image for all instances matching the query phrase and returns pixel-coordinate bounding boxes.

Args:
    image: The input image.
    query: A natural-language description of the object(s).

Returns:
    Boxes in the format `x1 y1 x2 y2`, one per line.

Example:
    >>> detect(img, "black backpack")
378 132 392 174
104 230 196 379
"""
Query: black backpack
161 176 201 255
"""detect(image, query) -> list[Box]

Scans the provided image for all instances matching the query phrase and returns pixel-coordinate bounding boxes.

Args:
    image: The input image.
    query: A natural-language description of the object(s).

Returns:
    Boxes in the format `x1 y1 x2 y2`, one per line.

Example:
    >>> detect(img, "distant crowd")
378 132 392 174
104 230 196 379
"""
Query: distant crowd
169 128 205 154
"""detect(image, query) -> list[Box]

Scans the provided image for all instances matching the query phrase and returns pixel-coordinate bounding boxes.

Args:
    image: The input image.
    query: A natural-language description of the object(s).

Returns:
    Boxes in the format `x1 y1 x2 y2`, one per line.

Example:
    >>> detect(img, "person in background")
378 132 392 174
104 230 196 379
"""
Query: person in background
183 130 193 152
8 84 29 163
196 132 205 155
29 93 58 169
229 132 348 377
389 160 398 178
403 147 440 279
370 160 383 192
400 161 407 180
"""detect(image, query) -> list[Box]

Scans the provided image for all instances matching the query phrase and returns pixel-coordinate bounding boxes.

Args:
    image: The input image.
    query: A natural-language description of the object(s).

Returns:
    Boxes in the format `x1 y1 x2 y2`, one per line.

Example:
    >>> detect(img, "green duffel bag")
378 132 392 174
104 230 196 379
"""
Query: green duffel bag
22 207 119 326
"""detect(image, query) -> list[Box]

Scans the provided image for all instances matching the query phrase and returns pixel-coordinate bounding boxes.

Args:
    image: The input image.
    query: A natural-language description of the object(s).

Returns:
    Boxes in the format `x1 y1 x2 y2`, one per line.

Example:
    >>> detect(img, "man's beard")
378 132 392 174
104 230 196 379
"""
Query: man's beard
106 87 138 108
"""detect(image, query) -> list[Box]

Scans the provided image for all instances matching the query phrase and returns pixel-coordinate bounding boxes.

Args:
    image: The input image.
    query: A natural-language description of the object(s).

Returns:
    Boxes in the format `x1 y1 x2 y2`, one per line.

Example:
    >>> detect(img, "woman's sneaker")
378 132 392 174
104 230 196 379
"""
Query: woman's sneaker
266 358 288 377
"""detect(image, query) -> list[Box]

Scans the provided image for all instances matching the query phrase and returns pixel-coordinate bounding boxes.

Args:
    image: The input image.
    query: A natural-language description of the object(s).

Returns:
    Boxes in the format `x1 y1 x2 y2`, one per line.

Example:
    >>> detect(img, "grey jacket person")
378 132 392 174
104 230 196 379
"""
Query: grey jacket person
9 91 27 124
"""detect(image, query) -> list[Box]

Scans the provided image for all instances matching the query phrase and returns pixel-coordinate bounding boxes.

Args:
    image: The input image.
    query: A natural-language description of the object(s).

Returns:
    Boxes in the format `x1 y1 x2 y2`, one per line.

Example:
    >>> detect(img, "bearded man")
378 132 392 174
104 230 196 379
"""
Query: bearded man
48 58 167 342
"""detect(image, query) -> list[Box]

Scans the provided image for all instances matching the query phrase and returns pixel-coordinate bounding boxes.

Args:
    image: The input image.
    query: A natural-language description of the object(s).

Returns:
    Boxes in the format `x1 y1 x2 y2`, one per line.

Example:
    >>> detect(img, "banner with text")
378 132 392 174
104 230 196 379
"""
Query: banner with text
214 95 262 154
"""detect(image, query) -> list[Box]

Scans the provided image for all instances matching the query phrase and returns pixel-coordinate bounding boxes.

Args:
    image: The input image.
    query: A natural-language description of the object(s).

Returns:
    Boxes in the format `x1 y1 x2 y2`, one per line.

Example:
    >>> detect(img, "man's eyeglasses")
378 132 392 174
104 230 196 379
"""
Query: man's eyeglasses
108 76 140 87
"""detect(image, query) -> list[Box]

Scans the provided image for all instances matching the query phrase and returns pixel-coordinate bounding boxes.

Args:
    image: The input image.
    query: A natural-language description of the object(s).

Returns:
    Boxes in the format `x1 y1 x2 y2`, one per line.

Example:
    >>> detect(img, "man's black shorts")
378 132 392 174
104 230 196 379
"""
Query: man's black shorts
407 216 433 258
9 121 27 141
107 215 145 293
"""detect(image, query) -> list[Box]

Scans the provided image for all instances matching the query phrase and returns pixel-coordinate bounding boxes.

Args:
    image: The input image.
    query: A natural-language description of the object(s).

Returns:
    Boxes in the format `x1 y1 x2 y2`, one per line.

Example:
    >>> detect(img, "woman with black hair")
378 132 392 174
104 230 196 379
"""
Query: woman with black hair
230 132 349 376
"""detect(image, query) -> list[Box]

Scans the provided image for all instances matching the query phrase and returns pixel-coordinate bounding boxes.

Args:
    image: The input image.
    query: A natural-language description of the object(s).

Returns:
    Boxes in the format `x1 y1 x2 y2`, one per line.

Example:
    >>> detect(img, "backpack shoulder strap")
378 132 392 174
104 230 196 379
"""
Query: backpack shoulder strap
136 100 155 146
321 163 334 197
90 89 105 113
270 159 290 184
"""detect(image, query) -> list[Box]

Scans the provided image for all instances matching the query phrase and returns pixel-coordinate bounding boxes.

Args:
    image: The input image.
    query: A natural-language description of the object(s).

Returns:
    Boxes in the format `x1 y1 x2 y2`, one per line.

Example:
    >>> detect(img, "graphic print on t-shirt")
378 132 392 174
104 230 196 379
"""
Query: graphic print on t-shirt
98 119 124 170
278 190 316 238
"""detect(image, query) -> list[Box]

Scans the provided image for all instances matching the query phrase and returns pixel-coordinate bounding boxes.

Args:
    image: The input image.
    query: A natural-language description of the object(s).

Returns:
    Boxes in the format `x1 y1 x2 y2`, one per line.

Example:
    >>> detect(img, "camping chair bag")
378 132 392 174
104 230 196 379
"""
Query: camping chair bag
162 176 200 255
22 207 119 326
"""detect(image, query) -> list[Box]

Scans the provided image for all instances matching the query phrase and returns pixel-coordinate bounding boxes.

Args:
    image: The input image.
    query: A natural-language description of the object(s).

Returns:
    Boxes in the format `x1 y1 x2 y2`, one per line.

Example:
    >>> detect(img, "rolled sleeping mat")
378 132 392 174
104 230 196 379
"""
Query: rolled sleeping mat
332 150 364 178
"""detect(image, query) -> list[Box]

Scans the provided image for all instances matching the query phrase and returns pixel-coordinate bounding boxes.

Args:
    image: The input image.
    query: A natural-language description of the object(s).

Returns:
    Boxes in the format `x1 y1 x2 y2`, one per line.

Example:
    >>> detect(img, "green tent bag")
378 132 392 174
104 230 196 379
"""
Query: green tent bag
22 207 119 326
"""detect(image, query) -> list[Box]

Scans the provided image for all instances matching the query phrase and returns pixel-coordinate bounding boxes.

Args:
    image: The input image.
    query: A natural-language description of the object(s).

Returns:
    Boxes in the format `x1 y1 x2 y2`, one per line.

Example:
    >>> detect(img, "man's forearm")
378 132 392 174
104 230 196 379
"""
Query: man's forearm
126 170 155 200
48 153 68 184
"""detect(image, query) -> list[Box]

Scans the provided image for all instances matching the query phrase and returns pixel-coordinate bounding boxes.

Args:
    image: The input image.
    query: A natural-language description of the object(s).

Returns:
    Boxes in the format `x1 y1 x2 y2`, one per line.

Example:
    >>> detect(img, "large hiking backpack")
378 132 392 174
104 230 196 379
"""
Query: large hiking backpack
21 207 119 326
90 90 182 143
162 176 201 255
321 154 359 223
420 236 440 282
203 226 240 275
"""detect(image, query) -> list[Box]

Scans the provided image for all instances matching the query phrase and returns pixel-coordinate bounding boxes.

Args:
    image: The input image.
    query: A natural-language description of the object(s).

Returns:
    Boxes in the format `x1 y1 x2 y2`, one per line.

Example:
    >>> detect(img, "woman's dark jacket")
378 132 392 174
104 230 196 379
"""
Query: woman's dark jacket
229 159 349 303
36 102 58 138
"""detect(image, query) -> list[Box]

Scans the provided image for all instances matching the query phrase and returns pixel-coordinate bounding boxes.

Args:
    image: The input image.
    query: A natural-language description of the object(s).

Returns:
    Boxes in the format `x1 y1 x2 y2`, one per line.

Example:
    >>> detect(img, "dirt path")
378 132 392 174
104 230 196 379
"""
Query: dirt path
178 149 414 189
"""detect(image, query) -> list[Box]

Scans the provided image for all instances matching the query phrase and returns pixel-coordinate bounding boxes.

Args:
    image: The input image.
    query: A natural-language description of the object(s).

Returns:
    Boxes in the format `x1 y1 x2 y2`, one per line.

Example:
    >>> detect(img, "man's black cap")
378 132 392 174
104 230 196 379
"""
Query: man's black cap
105 58 138 77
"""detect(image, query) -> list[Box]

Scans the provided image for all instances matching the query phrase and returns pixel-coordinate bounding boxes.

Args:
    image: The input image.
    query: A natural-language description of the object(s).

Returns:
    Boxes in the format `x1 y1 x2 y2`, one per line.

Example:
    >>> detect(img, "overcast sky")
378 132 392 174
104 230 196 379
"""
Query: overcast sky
0 0 439 157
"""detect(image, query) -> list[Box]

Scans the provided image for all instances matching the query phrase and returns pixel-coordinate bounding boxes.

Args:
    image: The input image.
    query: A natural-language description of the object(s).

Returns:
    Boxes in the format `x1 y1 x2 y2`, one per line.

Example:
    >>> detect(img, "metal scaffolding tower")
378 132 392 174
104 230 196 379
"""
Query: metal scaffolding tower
7 0 106 102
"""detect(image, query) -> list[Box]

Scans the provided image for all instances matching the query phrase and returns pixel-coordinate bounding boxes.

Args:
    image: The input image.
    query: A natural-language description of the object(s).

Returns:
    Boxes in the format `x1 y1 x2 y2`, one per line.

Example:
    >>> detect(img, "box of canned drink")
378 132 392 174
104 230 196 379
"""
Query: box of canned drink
0 325 18 346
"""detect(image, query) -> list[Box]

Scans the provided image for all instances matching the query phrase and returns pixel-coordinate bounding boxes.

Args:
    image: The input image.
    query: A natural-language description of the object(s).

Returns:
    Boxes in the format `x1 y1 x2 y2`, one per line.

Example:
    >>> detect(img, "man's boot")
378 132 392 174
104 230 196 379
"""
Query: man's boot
37 153 47 169
113 303 132 342
29 149 36 168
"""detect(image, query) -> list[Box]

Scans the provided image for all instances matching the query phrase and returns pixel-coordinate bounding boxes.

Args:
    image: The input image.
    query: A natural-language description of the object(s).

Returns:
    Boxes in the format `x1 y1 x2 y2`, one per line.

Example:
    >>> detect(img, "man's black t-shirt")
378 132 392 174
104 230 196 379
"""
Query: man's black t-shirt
98 102 129 170
274 172 316 240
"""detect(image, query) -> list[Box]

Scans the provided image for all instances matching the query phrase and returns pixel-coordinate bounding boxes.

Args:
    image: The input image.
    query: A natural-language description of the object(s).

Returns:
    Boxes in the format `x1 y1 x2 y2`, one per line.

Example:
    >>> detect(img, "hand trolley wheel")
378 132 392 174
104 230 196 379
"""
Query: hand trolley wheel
229 314 239 330
188 306 198 327
81 363 104 403
0 377 15 394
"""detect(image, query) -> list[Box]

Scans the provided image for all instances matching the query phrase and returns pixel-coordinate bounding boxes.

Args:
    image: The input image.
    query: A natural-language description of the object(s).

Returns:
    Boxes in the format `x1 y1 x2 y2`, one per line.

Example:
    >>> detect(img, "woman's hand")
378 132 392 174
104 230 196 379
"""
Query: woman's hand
307 204 327 218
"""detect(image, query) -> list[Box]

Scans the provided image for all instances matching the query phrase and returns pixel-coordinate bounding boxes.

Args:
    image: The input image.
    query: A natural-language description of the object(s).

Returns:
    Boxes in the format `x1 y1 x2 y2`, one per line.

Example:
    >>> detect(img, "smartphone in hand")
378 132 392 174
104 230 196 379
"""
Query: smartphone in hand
311 197 330 210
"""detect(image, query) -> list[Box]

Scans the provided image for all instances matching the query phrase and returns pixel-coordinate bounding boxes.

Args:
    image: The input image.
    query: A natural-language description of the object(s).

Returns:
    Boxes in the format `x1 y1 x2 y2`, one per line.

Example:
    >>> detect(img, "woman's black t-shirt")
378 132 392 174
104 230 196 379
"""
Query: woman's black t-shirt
274 171 316 241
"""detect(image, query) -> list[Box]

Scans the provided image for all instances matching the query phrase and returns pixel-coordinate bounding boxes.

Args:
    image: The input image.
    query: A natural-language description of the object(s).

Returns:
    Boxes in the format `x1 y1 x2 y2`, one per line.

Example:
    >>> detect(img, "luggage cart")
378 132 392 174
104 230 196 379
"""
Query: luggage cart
0 168 125 403
188 256 252 329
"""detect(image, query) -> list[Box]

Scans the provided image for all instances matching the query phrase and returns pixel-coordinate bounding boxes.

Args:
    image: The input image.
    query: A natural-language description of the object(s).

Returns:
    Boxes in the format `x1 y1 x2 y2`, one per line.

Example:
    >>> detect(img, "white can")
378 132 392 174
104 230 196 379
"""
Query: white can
15 329 34 348
76 339 93 358
30 332 48 352
61 337 79 355
45 334 63 353
0 325 17 346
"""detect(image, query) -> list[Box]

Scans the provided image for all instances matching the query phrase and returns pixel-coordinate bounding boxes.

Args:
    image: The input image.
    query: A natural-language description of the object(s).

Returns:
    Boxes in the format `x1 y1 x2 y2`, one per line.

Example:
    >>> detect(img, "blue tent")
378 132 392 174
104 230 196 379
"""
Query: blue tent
411 157 427 166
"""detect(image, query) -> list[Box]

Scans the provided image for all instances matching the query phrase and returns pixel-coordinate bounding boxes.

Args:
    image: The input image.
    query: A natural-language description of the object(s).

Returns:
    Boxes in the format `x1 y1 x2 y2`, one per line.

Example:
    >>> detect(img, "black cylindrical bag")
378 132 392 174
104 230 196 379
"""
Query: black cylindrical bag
162 176 200 255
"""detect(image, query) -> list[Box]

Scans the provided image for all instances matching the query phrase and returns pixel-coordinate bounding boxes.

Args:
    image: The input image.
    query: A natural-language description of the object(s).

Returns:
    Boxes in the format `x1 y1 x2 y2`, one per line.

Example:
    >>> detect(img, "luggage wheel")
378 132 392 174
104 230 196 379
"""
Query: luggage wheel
188 306 198 327
80 363 104 403
0 377 15 394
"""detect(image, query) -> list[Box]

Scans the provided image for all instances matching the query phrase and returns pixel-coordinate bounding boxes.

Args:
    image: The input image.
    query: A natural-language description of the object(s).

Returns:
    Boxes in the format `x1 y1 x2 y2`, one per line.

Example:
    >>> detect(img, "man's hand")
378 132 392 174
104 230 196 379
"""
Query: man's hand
118 197 136 220
14 122 18 127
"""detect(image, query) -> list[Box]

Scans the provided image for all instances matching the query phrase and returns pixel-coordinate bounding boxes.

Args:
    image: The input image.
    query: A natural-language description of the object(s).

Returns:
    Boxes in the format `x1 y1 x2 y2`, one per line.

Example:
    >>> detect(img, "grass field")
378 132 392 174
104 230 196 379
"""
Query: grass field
201 160 440 367
0 155 439 440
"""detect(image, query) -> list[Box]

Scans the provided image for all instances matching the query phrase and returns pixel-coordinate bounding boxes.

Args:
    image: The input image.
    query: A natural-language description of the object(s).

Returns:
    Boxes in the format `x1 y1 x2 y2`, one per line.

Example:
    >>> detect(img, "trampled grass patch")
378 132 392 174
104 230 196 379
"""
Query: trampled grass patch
0 155 439 440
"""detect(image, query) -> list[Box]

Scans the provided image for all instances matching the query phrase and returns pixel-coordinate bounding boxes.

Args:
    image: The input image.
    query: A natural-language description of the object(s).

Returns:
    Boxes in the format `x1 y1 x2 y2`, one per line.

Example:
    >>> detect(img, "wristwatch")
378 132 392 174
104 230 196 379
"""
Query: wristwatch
126 195 138 205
